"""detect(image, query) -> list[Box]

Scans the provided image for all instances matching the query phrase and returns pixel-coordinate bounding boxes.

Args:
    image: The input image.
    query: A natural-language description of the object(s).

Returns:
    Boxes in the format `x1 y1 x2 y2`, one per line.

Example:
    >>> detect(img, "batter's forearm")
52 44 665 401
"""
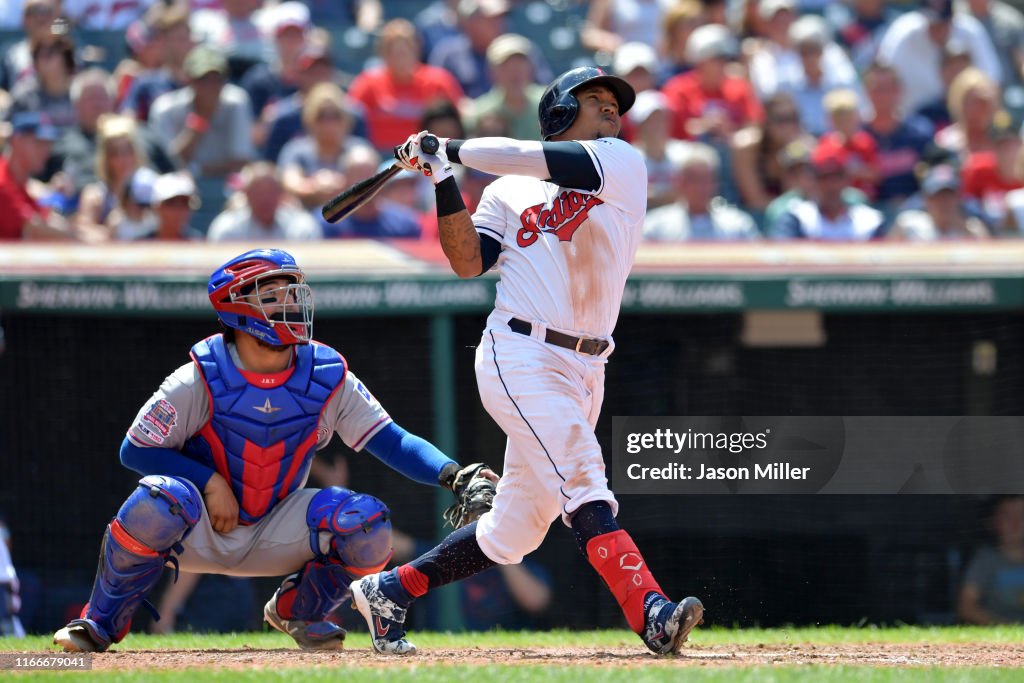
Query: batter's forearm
447 138 601 191
435 176 482 278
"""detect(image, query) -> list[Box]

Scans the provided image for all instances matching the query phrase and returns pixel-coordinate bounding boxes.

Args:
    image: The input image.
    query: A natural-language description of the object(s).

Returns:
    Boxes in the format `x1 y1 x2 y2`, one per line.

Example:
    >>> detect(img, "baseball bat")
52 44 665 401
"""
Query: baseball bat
320 134 439 224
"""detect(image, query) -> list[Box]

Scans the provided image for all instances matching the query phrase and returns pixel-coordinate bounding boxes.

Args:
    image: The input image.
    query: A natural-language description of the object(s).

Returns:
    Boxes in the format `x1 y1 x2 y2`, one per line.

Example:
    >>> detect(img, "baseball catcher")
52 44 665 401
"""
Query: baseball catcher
54 248 495 652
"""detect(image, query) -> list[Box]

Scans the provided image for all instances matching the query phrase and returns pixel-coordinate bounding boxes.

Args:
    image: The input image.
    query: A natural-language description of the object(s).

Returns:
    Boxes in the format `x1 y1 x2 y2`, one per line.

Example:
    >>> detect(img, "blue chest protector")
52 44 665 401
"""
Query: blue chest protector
183 335 346 525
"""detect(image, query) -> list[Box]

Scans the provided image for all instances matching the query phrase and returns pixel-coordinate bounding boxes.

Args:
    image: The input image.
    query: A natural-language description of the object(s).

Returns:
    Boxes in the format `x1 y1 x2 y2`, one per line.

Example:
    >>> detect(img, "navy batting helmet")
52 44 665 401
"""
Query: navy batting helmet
538 67 636 141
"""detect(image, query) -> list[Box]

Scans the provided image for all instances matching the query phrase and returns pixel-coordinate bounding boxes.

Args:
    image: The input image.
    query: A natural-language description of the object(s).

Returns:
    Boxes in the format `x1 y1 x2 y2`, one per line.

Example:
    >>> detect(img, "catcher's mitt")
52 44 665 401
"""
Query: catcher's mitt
440 463 497 529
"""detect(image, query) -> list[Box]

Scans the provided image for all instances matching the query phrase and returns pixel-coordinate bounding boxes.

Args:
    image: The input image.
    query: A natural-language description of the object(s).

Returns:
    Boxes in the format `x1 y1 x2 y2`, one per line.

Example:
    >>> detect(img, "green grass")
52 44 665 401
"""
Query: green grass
4 624 1024 651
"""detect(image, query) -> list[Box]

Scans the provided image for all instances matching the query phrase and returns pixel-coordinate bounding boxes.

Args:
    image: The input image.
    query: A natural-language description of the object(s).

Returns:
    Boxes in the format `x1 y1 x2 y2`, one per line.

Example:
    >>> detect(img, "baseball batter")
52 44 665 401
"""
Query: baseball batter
54 248 488 652
350 67 704 655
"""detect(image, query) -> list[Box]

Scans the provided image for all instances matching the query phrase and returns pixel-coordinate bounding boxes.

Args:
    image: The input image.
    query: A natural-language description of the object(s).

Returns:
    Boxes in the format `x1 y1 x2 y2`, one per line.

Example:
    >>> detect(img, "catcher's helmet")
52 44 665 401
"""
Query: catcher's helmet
208 248 313 346
538 66 636 141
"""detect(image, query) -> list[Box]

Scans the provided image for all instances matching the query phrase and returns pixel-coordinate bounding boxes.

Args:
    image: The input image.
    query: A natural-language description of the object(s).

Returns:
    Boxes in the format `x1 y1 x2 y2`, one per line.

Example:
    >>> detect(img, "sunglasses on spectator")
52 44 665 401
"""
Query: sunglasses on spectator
316 110 344 122
771 114 800 125
25 6 55 17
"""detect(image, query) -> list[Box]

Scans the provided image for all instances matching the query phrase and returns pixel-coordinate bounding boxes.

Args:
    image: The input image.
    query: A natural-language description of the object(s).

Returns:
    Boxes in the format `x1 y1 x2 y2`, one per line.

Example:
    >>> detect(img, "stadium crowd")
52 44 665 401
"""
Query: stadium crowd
2 0 1024 242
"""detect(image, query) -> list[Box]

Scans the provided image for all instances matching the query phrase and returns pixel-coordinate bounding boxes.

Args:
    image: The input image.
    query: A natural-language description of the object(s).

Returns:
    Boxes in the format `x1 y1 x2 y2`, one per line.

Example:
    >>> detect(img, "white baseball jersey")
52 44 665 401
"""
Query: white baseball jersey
472 137 647 339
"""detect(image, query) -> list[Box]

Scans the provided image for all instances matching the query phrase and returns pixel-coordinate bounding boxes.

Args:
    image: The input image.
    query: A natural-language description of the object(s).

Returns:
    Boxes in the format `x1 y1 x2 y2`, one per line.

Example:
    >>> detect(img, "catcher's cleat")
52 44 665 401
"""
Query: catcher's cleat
53 618 112 653
350 574 417 655
263 593 347 650
640 594 704 655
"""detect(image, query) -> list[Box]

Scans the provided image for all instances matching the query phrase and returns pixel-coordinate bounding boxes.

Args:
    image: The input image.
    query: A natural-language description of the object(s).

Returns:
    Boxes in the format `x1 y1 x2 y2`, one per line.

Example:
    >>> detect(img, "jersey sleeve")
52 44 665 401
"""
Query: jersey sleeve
127 362 209 450
322 369 393 451
471 178 513 242
576 137 648 220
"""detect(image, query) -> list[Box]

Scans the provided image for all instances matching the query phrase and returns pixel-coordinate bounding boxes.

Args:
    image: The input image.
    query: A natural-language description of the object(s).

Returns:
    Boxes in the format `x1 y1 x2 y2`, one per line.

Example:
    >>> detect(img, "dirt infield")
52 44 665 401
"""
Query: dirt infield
67 642 1024 670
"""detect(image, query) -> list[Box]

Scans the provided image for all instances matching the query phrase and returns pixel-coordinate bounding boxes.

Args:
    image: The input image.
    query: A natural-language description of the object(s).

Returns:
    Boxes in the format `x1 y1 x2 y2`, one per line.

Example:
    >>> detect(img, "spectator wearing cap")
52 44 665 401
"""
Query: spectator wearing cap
429 0 550 100
915 39 973 129
628 90 697 209
661 24 763 142
581 0 677 54
959 0 1024 87
49 68 173 203
112 5 168 112
348 18 465 151
613 41 660 142
190 0 270 81
888 163 991 239
936 66 1003 158
321 146 421 239
240 2 310 120
142 171 205 240
0 111 72 240
643 142 759 241
763 138 870 229
10 30 77 132
832 0 901 71
819 89 880 199
768 141 884 240
108 166 157 239
207 161 320 240
150 45 255 178
75 113 149 241
120 3 194 122
280 82 371 210
731 92 813 214
961 112 1024 225
770 15 865 137
468 34 545 141
862 62 937 208
877 0 1001 114
658 0 705 80
0 0 59 93
63 0 150 30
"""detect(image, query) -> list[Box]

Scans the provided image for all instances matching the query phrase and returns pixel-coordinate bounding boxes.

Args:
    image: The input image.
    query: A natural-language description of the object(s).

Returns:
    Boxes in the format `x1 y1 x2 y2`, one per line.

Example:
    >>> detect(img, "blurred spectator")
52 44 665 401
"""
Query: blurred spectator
662 24 763 142
50 68 172 203
63 0 151 29
877 0 1001 115
772 15 864 136
0 515 24 637
138 170 205 240
430 0 550 99
108 166 158 239
0 0 60 93
935 66 1001 157
421 100 467 141
819 89 879 199
961 111 1024 225
658 0 704 80
581 0 675 54
0 111 73 240
887 163 991 239
324 146 421 239
467 34 544 141
190 0 270 81
959 0 1024 87
10 28 77 131
862 62 936 208
301 0 383 29
643 143 758 241
112 7 168 111
731 92 811 214
628 90 695 209
915 38 973 129
348 18 465 151
150 45 256 178
833 0 900 70
1002 185 1024 235
75 114 148 241
768 140 884 240
240 2 309 119
280 82 369 210
613 41 659 142
415 0 462 59
206 161 320 240
958 495 1024 624
120 3 194 122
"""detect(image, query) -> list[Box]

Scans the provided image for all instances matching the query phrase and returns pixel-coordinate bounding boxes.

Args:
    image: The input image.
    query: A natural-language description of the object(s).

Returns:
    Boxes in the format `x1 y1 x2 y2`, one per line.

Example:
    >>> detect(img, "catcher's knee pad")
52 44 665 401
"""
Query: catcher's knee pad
273 559 354 622
306 487 392 576
83 476 202 643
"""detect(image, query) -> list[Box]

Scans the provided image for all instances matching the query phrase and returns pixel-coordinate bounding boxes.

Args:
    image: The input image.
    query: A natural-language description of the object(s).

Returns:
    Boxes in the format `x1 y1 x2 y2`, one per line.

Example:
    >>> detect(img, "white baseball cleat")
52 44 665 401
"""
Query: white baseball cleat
350 574 417 655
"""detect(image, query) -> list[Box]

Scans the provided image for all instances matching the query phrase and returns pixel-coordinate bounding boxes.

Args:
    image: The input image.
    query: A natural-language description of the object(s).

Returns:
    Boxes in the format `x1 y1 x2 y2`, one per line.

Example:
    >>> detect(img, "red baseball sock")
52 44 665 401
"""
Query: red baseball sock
586 529 665 633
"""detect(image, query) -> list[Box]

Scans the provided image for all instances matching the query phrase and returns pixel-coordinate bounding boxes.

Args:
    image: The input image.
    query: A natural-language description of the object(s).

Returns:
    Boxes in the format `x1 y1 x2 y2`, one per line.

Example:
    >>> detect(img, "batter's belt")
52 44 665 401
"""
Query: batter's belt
507 317 610 356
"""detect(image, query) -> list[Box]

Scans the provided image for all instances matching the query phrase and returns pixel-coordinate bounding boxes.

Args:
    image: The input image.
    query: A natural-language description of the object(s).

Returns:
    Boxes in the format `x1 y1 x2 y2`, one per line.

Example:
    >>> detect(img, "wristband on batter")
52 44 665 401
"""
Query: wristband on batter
435 175 466 217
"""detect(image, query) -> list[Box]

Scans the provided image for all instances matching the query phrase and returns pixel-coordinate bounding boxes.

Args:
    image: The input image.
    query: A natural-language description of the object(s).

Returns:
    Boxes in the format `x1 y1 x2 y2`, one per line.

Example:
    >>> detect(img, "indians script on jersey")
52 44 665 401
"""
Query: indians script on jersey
517 191 604 247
